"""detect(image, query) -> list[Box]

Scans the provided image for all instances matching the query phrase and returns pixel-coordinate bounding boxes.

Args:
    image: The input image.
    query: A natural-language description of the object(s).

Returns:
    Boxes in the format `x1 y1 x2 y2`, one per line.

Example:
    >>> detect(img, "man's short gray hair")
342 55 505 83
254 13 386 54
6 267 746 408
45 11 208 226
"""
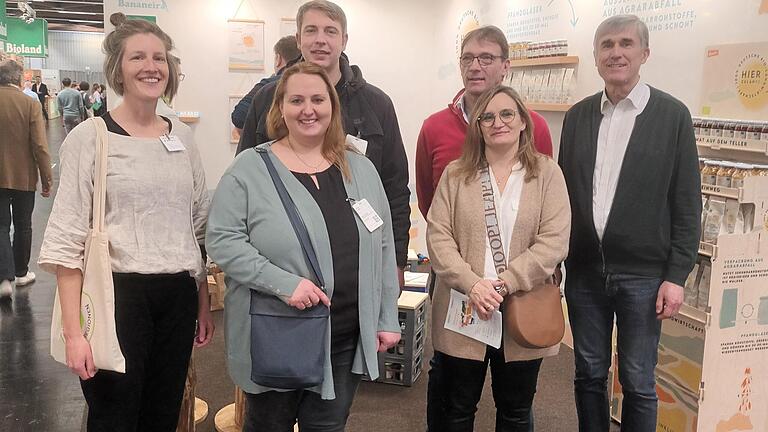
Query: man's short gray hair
594 15 649 50
0 60 23 86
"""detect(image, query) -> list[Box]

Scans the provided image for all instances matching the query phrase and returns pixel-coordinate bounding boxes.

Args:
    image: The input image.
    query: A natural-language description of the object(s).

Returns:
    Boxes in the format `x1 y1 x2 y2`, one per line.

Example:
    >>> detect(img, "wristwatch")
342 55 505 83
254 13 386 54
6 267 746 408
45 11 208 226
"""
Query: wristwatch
494 284 508 297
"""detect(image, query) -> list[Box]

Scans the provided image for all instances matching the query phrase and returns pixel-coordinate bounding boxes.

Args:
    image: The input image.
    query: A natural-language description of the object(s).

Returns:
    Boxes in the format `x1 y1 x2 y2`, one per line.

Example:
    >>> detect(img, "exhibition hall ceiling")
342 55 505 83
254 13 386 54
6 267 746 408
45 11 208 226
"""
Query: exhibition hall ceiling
6 0 104 32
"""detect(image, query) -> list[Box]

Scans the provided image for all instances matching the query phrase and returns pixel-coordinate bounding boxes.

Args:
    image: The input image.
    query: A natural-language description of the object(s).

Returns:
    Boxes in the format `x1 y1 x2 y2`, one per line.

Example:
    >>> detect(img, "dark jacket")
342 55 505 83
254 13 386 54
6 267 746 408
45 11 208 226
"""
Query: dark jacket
558 86 701 286
237 54 411 267
231 71 285 129
32 82 48 103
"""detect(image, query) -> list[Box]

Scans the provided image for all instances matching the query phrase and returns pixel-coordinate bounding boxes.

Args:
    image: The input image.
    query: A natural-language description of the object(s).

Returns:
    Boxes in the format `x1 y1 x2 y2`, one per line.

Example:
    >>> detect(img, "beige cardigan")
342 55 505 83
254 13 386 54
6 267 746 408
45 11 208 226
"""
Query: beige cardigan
426 155 571 361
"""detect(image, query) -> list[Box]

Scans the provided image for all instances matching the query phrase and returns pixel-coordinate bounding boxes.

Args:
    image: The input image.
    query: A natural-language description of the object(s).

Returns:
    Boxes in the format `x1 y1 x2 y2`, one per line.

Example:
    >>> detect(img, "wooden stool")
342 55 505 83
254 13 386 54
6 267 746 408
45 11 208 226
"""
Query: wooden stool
176 352 209 431
214 388 245 432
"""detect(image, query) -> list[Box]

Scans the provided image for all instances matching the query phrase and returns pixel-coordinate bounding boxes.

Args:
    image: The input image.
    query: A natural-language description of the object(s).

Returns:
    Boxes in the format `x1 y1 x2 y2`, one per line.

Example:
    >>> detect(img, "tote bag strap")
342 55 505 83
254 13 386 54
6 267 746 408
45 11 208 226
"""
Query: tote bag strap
90 117 109 233
257 149 326 291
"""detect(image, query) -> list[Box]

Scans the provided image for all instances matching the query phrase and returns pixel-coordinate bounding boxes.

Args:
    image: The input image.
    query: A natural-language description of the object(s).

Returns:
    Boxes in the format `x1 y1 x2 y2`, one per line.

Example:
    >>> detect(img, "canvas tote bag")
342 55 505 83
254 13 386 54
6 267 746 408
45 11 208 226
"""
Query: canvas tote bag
50 117 126 373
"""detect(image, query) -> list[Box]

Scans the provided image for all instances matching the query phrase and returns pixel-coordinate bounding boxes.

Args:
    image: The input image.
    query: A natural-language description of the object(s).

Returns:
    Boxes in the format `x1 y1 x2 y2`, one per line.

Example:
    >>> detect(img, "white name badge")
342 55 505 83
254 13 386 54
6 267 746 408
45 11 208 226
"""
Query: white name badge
351 199 383 232
345 134 368 155
159 135 185 152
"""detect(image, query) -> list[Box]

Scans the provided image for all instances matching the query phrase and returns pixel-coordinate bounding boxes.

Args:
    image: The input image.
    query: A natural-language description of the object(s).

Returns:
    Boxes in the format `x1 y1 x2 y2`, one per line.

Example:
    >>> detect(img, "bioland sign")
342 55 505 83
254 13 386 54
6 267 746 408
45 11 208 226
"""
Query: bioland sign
0 0 8 52
6 18 48 57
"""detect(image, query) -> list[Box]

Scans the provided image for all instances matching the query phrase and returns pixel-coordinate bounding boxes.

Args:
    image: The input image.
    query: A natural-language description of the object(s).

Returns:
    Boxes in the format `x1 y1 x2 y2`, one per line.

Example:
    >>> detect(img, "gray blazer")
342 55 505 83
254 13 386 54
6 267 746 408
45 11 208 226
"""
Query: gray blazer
206 142 400 399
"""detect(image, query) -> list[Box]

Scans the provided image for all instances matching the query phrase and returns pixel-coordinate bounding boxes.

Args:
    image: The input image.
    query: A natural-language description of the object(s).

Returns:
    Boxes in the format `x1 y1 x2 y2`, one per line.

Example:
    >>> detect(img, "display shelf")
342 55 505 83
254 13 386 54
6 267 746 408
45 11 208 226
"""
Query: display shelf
508 55 579 67
525 102 572 112
178 111 201 124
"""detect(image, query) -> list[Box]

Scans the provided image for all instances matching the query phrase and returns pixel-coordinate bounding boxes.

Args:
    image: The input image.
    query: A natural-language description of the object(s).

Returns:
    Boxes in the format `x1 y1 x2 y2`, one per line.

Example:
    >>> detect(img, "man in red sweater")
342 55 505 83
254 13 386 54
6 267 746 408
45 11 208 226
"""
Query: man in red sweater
416 25 553 218
418 25 554 431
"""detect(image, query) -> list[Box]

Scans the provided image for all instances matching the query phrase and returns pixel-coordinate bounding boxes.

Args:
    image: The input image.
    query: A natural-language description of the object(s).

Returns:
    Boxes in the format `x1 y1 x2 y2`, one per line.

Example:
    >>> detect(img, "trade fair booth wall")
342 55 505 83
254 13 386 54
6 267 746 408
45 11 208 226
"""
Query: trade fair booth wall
100 0 767 254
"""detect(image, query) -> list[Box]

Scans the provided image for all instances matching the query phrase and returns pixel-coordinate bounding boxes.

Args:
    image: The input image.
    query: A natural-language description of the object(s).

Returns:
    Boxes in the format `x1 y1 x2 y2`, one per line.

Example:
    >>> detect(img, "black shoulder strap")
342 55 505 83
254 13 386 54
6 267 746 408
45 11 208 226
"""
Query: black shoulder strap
258 149 326 291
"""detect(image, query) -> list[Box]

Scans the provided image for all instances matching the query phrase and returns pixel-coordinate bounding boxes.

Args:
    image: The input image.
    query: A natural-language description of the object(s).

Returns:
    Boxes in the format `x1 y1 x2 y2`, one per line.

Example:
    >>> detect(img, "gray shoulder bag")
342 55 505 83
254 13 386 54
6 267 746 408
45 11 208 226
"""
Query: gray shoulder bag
248 147 330 389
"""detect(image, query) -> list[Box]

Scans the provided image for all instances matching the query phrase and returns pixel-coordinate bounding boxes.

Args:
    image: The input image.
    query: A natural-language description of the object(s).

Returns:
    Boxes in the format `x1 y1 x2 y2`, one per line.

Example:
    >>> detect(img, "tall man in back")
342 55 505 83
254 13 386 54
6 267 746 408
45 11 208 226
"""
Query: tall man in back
237 0 411 280
416 25 554 431
558 15 700 431
415 25 553 218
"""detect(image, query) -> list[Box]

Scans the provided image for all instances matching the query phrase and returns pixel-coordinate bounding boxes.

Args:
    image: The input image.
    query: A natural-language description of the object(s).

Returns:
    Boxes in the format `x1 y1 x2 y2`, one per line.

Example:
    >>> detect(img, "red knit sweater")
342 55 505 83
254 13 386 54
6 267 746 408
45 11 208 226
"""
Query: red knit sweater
415 90 553 217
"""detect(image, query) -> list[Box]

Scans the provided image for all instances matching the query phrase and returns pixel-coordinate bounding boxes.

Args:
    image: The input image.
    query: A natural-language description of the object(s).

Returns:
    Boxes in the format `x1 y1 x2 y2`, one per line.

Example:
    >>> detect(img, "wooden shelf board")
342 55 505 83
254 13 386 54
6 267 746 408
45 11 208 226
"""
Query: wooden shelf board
696 137 766 154
509 55 579 67
679 303 709 326
701 184 740 200
525 102 572 112
698 241 716 258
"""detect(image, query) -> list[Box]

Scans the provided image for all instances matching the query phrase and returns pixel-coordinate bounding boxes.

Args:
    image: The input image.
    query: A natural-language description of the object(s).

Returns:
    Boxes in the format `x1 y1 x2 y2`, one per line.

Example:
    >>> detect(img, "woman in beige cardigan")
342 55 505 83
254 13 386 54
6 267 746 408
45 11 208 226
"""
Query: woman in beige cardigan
426 85 571 431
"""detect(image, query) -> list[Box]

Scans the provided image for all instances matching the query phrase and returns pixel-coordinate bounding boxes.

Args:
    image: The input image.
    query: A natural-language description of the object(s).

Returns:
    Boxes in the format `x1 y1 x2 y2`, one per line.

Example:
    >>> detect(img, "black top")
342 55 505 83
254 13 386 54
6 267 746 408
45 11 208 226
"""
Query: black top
293 165 360 352
558 87 701 285
102 112 173 136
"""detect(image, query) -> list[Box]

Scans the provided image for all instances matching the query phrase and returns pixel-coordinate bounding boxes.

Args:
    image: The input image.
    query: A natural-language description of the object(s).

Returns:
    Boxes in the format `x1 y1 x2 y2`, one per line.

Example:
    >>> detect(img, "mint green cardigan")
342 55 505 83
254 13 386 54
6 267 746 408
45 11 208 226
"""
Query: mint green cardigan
205 142 400 399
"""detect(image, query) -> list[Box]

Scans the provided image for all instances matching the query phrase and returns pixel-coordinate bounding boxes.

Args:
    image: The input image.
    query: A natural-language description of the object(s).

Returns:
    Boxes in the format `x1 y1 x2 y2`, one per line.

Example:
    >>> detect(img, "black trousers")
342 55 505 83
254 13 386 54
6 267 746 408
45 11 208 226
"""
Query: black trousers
0 189 35 281
80 272 197 432
244 344 361 432
39 98 48 120
427 349 543 432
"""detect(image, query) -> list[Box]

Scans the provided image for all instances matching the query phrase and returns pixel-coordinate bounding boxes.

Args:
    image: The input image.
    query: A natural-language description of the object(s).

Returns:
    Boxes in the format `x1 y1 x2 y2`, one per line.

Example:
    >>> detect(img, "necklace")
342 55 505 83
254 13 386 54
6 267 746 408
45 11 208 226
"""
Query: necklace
491 164 513 186
286 136 326 173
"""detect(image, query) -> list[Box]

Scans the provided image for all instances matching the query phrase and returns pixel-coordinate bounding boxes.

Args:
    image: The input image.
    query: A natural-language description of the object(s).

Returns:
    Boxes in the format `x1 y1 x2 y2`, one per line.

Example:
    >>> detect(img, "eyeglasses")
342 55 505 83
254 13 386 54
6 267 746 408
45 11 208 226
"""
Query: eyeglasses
477 109 518 127
459 54 504 67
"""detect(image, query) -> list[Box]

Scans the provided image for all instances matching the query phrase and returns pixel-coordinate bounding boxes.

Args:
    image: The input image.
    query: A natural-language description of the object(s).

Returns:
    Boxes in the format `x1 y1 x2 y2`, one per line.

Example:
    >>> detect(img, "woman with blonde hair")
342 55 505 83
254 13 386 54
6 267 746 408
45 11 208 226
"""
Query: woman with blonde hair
206 61 401 432
426 85 571 431
39 13 213 431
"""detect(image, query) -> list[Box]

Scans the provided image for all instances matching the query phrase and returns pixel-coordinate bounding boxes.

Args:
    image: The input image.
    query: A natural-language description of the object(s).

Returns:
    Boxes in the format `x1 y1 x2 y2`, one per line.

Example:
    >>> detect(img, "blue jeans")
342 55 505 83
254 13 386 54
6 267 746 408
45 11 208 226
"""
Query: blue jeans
0 189 36 282
565 271 662 432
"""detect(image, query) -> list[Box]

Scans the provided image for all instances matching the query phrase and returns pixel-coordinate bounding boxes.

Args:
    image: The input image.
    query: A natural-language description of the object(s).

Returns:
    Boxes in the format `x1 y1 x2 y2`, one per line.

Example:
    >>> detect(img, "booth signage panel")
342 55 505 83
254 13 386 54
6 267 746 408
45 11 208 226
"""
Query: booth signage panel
701 42 768 120
6 18 48 57
658 312 706 395
126 15 157 23
699 233 768 431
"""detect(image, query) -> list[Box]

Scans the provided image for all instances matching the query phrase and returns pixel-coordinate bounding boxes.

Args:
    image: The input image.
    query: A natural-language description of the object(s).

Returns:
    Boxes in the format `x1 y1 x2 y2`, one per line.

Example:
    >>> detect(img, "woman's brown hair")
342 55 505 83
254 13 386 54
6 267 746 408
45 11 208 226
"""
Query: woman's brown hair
456 86 539 182
103 13 180 101
267 62 350 179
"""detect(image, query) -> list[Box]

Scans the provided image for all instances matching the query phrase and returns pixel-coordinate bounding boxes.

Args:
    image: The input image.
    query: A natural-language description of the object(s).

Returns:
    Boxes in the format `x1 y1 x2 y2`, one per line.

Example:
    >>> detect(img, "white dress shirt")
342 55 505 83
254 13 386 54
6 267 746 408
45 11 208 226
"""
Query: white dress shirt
456 94 471 124
484 163 525 279
593 82 650 240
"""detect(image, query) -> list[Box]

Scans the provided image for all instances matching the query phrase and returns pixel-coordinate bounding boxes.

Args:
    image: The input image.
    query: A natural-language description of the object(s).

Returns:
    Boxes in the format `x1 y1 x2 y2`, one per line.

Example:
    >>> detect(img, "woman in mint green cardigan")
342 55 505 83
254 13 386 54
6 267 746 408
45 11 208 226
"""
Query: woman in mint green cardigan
206 62 401 432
